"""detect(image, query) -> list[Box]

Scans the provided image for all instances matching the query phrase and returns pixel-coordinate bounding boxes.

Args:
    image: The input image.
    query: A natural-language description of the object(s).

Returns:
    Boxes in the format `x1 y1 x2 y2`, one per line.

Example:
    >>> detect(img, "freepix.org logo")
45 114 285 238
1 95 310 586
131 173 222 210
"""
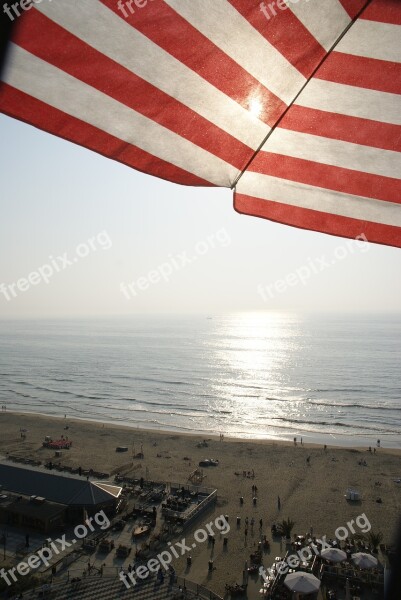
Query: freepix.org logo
260 0 312 21
259 512 371 581
120 514 230 588
0 230 112 303
0 510 110 586
3 0 53 22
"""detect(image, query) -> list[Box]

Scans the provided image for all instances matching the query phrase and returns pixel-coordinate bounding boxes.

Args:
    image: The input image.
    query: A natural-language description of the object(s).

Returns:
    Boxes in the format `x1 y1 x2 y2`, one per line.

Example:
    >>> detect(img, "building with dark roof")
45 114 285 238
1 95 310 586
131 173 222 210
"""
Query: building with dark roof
0 463 122 532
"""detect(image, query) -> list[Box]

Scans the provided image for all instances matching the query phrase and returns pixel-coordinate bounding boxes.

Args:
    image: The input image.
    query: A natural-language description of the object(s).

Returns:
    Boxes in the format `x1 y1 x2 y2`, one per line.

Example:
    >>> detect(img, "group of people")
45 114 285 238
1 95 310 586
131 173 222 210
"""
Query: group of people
242 469 255 478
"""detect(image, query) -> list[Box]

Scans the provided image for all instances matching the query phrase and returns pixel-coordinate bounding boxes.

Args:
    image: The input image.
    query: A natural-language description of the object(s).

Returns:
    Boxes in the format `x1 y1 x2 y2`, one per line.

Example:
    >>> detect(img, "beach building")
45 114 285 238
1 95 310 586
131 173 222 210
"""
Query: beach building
0 463 122 532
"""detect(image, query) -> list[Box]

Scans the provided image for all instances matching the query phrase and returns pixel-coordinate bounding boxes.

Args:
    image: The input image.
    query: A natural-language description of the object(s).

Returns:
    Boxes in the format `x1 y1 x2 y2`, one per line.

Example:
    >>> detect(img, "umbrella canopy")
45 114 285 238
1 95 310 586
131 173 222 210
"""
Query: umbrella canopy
284 572 321 594
321 547 347 563
0 0 400 248
352 552 378 569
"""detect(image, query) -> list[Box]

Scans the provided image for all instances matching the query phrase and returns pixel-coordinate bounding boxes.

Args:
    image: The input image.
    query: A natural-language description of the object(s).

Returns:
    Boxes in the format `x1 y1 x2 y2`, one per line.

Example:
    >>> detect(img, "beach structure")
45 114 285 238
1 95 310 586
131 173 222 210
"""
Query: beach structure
0 463 122 532
42 437 72 450
344 488 360 501
161 483 217 529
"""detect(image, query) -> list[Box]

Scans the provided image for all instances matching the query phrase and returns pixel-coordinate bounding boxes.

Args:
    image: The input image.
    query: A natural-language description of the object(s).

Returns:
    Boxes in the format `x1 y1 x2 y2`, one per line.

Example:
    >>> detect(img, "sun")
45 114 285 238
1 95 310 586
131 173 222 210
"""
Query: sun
249 97 262 118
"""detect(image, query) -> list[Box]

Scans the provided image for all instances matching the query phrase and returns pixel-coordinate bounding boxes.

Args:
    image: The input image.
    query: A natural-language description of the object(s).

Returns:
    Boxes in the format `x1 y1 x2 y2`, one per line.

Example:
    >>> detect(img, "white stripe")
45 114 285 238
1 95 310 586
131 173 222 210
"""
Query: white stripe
237 172 401 227
264 128 401 179
164 0 306 104
295 79 401 125
35 0 269 150
286 0 350 51
3 44 237 187
337 20 401 63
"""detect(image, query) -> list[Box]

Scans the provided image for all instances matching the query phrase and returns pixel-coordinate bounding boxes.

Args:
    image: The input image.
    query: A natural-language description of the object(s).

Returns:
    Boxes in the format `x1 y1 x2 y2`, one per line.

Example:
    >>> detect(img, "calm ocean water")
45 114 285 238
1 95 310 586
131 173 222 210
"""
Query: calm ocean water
0 314 400 447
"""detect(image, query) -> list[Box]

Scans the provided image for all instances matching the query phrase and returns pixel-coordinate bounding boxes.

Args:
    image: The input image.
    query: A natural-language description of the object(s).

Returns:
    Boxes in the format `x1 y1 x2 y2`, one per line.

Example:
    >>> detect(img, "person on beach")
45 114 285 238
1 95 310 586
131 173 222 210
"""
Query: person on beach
277 496 281 510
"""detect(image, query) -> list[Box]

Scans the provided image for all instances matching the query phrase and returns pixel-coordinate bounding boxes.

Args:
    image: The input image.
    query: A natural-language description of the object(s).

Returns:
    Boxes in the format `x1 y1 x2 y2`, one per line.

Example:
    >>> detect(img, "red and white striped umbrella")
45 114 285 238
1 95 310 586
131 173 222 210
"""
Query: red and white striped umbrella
1 0 400 247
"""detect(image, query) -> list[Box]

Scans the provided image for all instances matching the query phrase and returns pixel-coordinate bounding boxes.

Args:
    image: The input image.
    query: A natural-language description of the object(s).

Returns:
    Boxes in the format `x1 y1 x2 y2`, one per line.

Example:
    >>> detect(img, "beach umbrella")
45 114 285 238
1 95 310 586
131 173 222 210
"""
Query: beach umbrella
352 552 378 569
0 1 400 248
321 547 347 563
284 572 321 595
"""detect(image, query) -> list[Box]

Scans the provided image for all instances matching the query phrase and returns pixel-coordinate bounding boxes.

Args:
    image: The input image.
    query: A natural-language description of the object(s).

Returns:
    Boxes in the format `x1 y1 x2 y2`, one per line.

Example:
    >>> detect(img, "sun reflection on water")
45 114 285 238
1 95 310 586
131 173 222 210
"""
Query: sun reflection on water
207 312 303 436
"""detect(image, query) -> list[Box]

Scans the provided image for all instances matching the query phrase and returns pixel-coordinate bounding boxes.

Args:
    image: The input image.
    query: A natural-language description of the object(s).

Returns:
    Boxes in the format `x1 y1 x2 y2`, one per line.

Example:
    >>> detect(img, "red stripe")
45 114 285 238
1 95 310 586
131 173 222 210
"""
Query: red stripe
247 152 401 205
0 84 211 186
99 0 286 127
280 105 401 153
316 51 401 95
361 0 401 25
227 0 326 78
234 193 401 248
12 9 252 172
337 0 370 18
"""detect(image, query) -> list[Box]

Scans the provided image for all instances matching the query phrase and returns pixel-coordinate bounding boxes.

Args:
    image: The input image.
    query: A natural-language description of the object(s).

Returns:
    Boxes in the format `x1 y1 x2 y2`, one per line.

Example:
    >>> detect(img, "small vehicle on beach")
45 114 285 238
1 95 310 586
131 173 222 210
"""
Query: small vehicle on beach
199 458 219 467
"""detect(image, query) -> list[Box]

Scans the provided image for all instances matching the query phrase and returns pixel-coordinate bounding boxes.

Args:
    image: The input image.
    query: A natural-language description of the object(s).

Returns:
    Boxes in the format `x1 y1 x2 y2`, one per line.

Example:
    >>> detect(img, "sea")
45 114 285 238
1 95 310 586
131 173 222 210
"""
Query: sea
0 313 400 448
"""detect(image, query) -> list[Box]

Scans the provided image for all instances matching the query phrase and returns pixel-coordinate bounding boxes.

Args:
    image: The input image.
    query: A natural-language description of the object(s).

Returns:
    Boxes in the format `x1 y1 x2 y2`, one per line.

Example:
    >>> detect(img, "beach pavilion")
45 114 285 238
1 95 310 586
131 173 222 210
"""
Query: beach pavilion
0 463 122 532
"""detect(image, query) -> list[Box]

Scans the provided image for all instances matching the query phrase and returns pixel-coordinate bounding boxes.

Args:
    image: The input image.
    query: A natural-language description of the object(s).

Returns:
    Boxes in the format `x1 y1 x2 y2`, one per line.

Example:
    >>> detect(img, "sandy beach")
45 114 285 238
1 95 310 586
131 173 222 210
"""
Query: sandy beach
0 411 400 595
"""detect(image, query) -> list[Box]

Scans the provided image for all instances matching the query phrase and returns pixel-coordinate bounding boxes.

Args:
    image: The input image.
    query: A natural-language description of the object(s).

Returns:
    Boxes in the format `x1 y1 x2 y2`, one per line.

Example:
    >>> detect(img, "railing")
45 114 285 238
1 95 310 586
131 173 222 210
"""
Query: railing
169 483 216 496
175 576 223 600
163 489 217 528
0 572 223 600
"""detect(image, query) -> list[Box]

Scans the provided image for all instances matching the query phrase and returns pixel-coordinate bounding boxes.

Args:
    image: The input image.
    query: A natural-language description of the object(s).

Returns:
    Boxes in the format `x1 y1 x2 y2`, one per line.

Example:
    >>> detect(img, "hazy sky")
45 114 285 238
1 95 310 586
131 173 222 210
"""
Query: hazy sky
1 114 400 318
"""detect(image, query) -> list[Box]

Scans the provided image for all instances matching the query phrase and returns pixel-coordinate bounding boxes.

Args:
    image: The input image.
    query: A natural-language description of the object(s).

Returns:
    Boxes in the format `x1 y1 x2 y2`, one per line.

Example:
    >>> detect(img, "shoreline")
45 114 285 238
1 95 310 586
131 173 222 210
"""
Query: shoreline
2 409 401 453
